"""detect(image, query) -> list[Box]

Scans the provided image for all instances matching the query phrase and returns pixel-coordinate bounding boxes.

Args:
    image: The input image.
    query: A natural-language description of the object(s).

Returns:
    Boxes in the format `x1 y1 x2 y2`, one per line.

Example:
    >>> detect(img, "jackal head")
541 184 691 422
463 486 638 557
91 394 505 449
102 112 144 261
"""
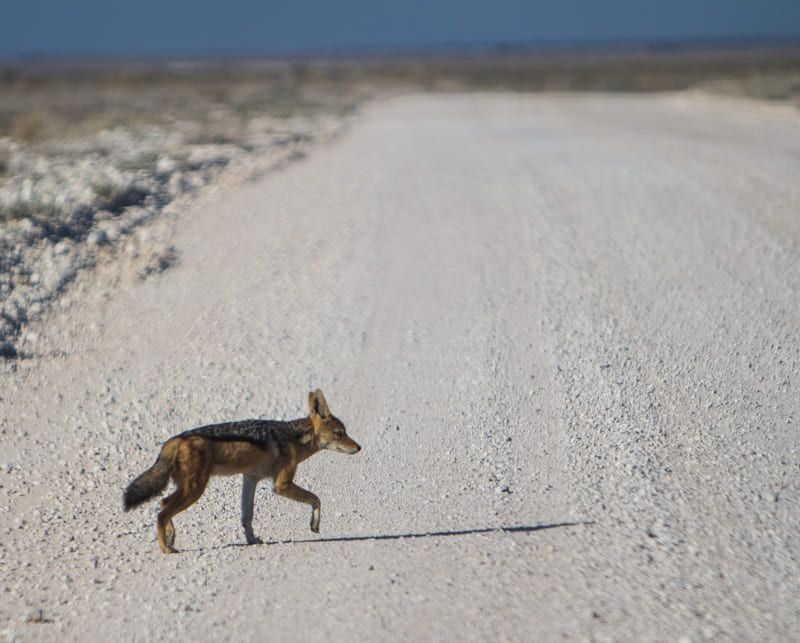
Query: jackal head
308 389 361 454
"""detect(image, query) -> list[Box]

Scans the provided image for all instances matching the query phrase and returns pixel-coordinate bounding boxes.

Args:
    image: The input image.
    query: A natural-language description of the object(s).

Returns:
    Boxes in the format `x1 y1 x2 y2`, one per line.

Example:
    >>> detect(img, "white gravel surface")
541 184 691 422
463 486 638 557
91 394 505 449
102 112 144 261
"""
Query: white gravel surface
1 93 799 642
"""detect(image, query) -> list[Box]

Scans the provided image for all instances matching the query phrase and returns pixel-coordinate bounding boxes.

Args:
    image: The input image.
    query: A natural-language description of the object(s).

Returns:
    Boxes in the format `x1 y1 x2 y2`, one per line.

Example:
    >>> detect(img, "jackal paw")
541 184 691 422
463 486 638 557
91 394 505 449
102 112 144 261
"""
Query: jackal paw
246 534 263 545
161 545 179 554
310 507 320 533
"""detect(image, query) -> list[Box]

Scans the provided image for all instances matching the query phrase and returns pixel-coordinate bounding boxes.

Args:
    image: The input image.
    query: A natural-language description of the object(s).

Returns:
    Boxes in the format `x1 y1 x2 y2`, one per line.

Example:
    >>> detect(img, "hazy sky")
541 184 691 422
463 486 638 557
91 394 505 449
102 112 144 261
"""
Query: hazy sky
2 0 798 57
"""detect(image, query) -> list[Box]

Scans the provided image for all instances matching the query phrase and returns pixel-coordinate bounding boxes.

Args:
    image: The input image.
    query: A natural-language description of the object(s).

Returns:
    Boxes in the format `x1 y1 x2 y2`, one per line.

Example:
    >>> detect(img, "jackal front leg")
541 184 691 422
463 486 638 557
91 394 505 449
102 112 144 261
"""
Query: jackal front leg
274 469 321 533
241 475 263 545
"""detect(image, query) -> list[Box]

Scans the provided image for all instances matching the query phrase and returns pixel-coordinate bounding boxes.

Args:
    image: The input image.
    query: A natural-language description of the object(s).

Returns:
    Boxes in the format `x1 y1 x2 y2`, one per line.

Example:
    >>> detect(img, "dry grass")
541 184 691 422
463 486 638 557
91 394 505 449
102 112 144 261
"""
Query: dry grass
9 110 50 142
0 64 363 144
0 46 797 145
0 198 60 223
697 73 800 108
92 180 151 214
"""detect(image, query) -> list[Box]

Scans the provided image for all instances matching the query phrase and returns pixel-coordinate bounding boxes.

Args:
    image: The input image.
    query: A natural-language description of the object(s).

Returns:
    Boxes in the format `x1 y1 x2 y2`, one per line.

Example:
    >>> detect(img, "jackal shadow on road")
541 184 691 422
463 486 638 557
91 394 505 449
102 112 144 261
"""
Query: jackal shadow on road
217 521 592 548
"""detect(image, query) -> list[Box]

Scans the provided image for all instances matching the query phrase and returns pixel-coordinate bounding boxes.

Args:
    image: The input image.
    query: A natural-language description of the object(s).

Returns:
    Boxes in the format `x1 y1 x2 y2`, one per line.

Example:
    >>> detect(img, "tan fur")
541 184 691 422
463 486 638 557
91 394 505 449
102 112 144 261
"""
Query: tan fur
123 389 360 553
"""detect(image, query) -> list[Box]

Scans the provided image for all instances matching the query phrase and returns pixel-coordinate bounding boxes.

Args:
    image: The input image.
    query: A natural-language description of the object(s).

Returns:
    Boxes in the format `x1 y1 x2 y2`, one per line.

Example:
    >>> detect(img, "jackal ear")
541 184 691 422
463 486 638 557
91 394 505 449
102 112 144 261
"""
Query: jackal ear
308 389 330 419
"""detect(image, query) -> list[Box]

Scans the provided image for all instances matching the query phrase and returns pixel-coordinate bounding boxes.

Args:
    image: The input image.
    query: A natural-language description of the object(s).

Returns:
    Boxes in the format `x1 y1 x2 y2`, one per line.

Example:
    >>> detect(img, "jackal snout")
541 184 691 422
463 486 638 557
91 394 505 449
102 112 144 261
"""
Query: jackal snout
326 432 361 454
309 389 361 454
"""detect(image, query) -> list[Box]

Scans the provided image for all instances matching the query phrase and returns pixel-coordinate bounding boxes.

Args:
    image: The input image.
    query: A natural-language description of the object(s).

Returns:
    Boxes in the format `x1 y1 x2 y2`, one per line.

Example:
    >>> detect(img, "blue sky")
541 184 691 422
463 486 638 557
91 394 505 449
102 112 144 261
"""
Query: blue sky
1 0 798 57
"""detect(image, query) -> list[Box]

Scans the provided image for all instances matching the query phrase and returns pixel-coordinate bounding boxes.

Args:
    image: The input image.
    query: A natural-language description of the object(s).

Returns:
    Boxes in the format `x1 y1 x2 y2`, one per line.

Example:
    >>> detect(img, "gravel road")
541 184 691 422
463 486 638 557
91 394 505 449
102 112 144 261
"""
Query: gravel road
1 93 799 641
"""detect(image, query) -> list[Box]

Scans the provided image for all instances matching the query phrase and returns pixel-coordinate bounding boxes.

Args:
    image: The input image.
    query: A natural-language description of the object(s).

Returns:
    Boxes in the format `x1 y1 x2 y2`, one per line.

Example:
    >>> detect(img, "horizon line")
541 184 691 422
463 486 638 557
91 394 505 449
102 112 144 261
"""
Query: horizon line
2 32 800 64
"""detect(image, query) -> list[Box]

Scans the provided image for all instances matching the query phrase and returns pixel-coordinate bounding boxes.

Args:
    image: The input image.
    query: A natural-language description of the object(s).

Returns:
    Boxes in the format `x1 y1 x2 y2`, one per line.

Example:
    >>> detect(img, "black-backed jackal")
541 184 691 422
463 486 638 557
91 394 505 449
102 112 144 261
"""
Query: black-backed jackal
123 389 360 553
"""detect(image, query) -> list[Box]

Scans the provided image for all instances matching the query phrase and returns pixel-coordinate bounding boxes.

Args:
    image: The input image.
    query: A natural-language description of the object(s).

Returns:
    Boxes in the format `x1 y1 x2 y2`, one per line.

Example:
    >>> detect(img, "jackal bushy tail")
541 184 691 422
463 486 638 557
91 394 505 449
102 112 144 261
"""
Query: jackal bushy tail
123 440 177 510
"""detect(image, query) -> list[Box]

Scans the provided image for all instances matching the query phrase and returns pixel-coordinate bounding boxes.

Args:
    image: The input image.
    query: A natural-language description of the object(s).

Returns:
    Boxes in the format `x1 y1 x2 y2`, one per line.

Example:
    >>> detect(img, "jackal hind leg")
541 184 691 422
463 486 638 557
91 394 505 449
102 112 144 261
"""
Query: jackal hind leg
159 497 176 548
156 439 211 553
157 480 208 553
